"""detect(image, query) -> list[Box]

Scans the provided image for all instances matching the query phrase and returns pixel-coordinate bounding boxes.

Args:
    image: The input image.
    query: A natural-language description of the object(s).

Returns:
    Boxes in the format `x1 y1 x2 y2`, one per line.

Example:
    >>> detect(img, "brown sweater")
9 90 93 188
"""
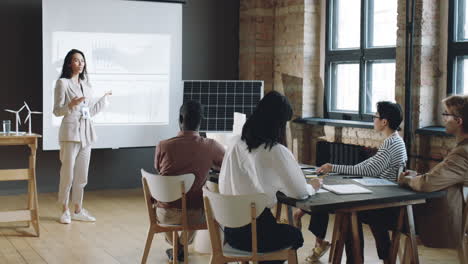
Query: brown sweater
404 139 468 248
155 131 224 209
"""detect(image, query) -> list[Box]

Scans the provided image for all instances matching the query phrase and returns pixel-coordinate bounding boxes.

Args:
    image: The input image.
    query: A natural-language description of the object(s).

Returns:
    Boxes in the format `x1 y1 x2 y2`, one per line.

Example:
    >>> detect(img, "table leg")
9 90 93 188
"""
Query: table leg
29 142 40 237
329 213 341 263
350 212 362 264
389 207 405 264
332 212 349 264
406 205 419 264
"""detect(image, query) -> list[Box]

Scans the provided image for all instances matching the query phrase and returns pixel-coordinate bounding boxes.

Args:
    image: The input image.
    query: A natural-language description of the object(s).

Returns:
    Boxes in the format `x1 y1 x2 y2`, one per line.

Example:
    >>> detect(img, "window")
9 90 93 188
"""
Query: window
325 0 397 121
448 0 468 94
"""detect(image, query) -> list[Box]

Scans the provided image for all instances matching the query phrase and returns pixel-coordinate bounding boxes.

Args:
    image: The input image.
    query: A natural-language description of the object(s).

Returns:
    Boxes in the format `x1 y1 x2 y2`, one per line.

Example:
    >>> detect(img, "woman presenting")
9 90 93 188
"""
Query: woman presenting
53 49 111 224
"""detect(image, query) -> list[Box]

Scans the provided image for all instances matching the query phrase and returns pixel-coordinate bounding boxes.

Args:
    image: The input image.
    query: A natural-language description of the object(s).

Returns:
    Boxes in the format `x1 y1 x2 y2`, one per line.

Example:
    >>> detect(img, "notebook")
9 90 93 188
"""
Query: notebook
352 178 397 186
322 184 372 194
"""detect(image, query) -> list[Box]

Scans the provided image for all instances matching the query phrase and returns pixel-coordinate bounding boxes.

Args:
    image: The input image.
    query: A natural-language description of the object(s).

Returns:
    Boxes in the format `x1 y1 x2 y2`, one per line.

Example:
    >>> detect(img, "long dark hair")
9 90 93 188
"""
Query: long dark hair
59 49 88 80
241 91 293 152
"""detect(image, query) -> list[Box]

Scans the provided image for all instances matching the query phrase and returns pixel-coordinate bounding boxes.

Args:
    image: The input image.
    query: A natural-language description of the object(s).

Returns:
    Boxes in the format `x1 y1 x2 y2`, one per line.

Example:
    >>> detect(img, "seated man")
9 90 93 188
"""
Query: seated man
154 100 225 261
399 95 468 250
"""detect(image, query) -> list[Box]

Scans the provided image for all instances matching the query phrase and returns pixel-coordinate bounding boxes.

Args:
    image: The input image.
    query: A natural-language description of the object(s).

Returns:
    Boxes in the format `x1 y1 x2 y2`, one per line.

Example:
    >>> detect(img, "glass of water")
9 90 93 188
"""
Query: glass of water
2 120 11 134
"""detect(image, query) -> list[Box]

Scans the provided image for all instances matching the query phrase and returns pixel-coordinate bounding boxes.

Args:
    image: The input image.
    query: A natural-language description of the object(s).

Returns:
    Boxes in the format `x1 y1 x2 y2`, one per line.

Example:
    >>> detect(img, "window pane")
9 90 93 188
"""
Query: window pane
455 0 468 41
366 61 396 113
369 0 397 47
331 63 360 112
332 0 361 49
454 56 468 94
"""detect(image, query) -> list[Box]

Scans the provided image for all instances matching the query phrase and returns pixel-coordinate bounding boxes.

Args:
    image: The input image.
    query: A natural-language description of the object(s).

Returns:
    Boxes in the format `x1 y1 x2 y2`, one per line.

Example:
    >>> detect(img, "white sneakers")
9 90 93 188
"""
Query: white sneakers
59 210 71 224
59 208 96 224
72 208 96 222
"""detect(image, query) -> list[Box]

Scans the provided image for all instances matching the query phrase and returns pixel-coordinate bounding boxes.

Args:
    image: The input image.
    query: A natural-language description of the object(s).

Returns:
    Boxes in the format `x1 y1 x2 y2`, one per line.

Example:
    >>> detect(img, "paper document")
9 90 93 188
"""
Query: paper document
322 184 372 194
352 178 397 186
303 169 317 175
233 112 246 135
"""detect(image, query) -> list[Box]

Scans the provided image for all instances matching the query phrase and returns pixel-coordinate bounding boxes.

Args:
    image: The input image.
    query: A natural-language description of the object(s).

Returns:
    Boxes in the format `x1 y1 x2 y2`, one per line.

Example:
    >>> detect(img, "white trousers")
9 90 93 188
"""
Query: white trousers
58 142 91 207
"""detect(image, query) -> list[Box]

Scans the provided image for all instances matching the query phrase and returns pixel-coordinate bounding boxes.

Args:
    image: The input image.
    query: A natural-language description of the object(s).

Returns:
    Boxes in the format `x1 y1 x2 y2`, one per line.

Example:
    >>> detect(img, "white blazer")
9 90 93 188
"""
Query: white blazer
53 78 107 147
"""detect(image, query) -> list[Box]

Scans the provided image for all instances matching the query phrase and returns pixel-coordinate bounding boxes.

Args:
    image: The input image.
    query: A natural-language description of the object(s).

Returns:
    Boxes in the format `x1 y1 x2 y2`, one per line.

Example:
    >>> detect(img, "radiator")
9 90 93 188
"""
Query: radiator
316 141 376 166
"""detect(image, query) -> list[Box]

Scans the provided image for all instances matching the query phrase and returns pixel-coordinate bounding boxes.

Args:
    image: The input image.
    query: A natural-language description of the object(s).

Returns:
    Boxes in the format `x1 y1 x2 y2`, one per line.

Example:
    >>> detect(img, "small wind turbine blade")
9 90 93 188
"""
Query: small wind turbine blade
23 102 30 112
18 105 26 112
31 111 42 114
4 109 15 113
16 113 21 125
25 114 31 122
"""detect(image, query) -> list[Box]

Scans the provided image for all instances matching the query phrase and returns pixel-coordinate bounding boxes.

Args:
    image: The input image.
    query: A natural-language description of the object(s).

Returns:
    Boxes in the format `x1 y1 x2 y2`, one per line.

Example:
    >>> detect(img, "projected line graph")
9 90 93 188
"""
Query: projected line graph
51 31 171 126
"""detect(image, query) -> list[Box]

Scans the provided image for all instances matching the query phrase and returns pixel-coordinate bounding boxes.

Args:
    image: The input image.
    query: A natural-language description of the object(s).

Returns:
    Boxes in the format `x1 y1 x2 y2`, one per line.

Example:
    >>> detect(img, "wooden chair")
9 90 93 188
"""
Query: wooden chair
203 187 298 264
140 169 206 264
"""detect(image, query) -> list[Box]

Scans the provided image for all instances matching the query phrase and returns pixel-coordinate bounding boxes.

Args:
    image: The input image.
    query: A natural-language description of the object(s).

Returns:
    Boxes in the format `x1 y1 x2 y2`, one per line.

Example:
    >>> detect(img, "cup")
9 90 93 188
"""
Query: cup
2 120 11 134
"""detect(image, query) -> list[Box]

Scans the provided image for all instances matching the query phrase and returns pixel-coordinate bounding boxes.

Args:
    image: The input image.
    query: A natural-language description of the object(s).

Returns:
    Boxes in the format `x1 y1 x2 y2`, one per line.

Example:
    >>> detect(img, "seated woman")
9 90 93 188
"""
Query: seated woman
219 91 321 264
295 101 407 263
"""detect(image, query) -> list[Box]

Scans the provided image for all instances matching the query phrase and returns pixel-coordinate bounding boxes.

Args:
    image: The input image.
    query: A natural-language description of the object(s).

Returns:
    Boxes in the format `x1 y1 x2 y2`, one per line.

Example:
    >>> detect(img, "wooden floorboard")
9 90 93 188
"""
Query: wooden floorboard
0 188 459 264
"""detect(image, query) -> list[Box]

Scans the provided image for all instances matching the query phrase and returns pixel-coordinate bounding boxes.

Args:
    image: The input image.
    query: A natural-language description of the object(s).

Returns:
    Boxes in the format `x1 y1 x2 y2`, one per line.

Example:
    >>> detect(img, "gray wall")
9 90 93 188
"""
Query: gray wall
0 0 239 195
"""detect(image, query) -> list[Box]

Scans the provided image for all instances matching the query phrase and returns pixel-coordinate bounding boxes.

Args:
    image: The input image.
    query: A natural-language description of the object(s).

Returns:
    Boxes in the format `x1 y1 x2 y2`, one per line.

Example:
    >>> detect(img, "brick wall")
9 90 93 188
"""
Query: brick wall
238 0 452 172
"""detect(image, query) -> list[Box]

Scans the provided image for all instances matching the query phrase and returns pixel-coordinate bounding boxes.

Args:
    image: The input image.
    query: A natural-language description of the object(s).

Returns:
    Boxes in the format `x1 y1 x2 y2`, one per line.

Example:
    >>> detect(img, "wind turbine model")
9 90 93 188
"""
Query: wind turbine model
4 105 26 134
23 102 42 135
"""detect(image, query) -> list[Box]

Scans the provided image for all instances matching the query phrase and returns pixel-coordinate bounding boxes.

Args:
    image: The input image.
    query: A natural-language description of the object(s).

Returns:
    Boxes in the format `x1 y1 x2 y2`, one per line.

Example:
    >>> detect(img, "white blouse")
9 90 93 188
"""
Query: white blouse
219 136 314 208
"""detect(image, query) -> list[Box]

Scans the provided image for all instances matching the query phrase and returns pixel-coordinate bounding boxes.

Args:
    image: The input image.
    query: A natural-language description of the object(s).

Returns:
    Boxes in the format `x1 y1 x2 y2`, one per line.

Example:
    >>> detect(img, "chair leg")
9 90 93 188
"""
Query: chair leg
182 230 189 264
141 228 154 264
288 249 298 264
173 231 179 264
459 241 467 264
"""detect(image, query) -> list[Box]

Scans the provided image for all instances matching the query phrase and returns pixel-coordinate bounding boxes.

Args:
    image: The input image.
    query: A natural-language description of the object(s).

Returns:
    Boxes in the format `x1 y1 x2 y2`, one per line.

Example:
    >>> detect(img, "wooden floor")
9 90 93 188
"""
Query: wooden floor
0 189 458 264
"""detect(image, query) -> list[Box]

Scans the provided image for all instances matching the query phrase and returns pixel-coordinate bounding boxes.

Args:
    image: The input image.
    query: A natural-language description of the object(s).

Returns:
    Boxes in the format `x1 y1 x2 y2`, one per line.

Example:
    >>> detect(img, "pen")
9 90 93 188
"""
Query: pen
343 176 363 179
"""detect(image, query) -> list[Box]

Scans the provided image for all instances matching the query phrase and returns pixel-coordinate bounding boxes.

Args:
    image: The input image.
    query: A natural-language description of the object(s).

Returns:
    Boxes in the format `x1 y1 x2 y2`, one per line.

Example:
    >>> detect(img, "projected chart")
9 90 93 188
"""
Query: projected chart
51 31 171 126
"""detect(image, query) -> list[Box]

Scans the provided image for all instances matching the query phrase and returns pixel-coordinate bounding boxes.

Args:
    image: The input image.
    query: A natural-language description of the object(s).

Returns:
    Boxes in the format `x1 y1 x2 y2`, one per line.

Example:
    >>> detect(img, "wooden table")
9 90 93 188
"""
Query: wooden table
277 175 446 264
0 133 41 237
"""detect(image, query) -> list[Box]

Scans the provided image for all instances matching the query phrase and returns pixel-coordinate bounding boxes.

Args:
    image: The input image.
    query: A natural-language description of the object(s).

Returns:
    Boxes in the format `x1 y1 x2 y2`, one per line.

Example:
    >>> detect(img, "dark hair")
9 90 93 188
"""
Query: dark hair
179 100 204 131
443 95 468 133
241 91 293 152
59 49 88 80
377 101 403 131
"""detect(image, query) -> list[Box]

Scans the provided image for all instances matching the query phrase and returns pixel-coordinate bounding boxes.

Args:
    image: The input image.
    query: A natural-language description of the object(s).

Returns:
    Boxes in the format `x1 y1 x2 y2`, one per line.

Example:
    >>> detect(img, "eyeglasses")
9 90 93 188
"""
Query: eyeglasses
372 115 382 120
441 112 459 119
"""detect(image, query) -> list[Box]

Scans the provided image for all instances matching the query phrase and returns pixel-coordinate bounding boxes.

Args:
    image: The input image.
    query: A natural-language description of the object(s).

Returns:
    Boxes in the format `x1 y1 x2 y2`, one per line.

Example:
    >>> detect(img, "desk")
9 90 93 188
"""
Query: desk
0 133 41 237
277 175 446 264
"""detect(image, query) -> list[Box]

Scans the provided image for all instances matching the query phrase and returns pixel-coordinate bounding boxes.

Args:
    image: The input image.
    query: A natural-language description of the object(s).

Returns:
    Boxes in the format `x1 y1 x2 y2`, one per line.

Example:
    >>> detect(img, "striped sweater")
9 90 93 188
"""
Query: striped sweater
332 133 407 181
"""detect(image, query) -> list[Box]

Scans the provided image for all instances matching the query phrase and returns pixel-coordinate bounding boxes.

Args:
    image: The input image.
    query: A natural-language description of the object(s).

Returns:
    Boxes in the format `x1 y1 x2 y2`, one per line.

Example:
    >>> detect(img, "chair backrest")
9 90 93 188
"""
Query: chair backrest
141 169 195 203
397 165 405 180
203 187 269 228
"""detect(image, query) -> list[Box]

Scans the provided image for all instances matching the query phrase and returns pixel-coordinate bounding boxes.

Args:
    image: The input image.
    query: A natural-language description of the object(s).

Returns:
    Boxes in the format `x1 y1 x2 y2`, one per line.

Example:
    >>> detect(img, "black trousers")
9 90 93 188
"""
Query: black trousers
344 208 399 264
224 208 304 264
308 211 329 239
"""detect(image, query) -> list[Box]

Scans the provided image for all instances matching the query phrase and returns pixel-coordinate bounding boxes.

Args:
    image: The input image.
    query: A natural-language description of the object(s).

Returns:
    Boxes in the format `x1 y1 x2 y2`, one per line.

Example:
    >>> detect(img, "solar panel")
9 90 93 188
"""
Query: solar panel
183 80 264 132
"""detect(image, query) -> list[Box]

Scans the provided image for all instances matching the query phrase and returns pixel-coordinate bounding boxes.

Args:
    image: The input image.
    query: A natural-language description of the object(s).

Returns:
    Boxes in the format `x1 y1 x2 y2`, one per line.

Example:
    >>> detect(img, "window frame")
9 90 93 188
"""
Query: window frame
448 0 468 95
324 0 397 121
